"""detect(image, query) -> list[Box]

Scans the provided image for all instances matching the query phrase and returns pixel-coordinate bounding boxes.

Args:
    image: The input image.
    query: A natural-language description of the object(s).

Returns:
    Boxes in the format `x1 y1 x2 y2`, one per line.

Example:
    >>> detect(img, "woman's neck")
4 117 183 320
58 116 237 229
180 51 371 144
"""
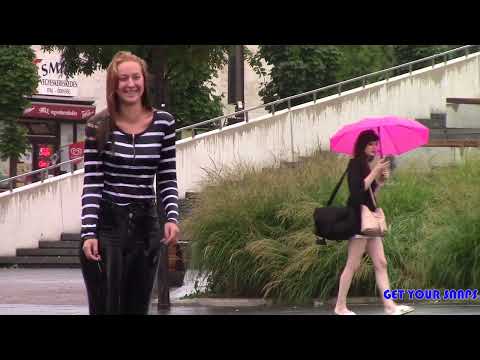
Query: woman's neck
118 103 146 123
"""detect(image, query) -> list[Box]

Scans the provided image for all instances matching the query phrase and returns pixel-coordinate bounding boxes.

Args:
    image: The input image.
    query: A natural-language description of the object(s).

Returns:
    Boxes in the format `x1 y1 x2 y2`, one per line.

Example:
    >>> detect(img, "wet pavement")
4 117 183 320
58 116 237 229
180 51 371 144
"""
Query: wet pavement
0 268 88 315
155 304 480 315
154 302 480 315
1 268 480 315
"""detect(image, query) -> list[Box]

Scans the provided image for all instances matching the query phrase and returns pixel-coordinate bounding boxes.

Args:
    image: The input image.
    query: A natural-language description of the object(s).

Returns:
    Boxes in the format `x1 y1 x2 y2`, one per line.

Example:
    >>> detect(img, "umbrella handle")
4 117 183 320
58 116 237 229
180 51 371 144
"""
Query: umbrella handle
377 126 383 158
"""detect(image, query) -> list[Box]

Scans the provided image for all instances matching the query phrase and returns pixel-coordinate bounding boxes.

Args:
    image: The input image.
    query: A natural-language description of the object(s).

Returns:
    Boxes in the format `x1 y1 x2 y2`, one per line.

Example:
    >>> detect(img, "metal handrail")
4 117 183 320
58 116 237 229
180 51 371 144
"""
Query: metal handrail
176 45 478 135
0 157 83 192
2 45 477 192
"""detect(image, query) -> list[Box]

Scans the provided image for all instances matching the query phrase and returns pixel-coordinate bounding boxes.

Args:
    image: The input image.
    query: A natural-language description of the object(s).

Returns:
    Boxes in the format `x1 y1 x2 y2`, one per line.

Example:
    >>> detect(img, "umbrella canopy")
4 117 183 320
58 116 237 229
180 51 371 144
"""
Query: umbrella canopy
330 115 430 157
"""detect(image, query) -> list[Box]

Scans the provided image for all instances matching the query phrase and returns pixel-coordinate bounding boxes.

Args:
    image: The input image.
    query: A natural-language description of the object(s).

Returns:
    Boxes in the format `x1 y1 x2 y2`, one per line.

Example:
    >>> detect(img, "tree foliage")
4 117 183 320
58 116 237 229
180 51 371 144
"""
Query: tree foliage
253 45 467 111
42 45 230 128
251 45 343 110
0 45 39 161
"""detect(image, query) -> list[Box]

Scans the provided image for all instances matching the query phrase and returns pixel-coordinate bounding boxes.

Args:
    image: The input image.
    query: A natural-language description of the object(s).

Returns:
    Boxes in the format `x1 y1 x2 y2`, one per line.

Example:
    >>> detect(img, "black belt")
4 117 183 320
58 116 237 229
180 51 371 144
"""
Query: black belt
100 199 156 216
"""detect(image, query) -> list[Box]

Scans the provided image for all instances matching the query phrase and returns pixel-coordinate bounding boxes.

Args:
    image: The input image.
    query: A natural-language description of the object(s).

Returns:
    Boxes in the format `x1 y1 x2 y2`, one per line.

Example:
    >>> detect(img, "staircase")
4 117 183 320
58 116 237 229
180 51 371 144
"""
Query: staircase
0 193 199 273
0 233 81 268
417 106 480 145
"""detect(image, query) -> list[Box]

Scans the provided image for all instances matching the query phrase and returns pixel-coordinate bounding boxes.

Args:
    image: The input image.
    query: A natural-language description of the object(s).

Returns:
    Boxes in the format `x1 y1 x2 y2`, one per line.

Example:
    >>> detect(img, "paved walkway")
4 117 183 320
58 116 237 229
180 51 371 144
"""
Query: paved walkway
1 268 479 315
155 303 480 315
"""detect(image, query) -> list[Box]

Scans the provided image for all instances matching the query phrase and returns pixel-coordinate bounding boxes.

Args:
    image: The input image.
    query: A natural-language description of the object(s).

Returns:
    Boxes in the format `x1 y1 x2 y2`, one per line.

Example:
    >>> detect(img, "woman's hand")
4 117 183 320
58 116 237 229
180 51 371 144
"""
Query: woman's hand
164 222 180 245
82 238 101 261
367 159 390 188
377 168 390 185
373 158 390 176
382 168 390 180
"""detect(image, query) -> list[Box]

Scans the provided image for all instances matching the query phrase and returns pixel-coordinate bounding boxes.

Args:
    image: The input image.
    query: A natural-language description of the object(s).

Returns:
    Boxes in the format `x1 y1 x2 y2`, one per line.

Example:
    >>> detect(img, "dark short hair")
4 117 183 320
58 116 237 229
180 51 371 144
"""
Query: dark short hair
354 130 379 159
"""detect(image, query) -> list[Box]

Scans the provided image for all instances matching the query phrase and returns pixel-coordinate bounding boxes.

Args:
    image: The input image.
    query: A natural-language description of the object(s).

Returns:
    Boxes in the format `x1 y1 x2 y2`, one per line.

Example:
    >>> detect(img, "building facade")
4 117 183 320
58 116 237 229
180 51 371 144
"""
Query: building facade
0 46 107 183
0 45 267 182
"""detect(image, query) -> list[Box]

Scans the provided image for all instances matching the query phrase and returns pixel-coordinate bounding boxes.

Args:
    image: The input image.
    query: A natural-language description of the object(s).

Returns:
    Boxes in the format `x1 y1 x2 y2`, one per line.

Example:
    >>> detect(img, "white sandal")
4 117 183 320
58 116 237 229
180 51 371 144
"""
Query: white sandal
334 310 357 315
386 305 414 315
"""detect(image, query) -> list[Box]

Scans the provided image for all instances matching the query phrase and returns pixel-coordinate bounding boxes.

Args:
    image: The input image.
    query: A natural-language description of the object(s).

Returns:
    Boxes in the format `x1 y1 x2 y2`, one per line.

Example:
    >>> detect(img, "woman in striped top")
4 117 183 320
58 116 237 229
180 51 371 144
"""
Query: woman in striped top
80 51 180 314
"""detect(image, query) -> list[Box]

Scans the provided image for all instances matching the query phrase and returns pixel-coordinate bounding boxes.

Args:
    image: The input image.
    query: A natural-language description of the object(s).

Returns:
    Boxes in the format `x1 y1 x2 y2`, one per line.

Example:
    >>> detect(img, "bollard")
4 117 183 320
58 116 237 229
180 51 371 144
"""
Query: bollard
157 242 170 310
156 202 170 311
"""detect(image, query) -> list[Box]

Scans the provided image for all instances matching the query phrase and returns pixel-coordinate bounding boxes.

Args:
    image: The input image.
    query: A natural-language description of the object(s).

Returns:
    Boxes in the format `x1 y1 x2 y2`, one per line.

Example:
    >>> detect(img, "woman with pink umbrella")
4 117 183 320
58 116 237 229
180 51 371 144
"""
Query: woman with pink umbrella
330 116 429 315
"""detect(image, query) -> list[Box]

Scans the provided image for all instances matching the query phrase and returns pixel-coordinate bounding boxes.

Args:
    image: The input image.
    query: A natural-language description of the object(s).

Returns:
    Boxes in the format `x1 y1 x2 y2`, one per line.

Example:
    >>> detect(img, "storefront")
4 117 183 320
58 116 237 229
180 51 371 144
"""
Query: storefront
13 95 95 183
6 51 97 184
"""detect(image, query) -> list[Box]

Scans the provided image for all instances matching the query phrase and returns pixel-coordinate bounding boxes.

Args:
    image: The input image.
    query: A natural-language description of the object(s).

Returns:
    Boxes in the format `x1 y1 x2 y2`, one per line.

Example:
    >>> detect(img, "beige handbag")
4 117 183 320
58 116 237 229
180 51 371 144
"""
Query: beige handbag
360 186 387 236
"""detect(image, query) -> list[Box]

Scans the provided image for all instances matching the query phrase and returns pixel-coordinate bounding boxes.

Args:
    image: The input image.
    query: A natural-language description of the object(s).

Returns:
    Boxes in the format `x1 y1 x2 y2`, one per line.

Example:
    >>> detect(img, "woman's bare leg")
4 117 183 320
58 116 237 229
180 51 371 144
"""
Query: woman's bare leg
365 237 397 313
334 238 368 315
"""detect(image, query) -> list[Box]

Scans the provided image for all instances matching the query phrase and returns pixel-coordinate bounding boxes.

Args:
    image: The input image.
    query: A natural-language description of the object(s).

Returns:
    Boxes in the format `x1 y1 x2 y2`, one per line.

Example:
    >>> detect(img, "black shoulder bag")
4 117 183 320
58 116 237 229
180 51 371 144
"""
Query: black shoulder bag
313 163 357 245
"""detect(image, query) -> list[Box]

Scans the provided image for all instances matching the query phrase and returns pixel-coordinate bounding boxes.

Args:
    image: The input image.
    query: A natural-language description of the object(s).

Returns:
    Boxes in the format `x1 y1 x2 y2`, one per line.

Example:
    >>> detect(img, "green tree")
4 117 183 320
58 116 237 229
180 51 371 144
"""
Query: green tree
0 46 39 177
41 45 230 129
337 45 465 85
336 45 396 87
252 45 396 109
393 45 455 64
251 45 343 111
252 45 468 111
391 45 465 75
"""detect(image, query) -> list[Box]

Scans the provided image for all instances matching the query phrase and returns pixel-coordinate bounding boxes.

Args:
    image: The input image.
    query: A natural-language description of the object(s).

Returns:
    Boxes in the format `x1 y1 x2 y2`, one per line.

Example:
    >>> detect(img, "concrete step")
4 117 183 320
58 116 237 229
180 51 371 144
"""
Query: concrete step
0 256 80 268
16 248 79 257
417 113 447 129
39 241 79 249
429 128 480 140
61 233 81 242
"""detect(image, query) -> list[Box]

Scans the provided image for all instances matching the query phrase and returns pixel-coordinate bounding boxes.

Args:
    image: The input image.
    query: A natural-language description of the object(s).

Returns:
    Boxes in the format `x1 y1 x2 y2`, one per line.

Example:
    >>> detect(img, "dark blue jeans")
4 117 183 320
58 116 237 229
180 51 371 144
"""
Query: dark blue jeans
79 200 164 315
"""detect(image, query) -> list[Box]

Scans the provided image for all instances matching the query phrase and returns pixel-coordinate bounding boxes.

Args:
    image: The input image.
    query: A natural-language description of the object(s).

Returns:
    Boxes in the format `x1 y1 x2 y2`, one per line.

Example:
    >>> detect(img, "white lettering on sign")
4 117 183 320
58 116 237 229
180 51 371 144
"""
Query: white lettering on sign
70 147 83 157
50 109 78 117
81 109 95 119
35 57 79 97
39 106 50 115
23 103 96 120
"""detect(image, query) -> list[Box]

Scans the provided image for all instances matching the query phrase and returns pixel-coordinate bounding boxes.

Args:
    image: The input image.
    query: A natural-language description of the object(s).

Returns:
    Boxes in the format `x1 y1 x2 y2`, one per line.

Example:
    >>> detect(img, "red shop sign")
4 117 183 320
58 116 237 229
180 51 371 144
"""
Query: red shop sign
39 146 53 157
38 159 50 168
69 141 85 160
23 103 96 121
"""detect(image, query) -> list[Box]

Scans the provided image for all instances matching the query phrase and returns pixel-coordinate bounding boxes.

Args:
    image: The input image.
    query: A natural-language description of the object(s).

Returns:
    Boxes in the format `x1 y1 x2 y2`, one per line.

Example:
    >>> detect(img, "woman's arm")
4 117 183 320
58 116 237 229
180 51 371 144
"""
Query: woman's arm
363 170 378 191
156 112 179 224
81 120 104 242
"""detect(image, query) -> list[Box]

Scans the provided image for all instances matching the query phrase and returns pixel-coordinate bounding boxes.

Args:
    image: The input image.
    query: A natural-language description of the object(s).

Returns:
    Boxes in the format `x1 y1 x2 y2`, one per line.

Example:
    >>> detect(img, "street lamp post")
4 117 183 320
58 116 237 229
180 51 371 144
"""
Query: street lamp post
228 45 245 125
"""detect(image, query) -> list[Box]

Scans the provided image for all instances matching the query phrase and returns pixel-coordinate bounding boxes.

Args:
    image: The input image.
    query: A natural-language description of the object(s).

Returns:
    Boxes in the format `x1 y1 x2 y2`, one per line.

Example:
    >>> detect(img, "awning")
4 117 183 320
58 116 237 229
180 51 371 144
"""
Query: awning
23 102 96 121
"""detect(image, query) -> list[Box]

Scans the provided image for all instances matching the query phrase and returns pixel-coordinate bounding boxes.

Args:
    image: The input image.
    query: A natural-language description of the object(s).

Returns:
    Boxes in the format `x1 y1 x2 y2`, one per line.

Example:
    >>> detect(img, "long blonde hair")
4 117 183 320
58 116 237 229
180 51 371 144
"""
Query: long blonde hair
106 51 152 116
92 51 153 152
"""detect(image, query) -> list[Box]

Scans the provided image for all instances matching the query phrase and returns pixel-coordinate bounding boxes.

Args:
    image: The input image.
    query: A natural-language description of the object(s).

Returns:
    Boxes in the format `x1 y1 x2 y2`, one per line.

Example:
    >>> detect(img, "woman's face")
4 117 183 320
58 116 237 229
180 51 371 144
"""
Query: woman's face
116 61 144 106
364 141 378 157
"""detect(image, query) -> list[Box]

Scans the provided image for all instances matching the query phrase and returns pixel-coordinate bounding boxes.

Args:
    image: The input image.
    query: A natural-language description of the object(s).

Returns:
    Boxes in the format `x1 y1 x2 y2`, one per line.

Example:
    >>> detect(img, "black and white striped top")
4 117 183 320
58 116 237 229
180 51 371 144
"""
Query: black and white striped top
81 110 179 241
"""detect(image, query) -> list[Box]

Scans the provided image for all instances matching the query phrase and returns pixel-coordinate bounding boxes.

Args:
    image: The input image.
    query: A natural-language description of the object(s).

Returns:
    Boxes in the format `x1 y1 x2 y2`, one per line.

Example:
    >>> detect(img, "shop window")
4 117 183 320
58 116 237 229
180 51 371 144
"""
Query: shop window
37 144 54 169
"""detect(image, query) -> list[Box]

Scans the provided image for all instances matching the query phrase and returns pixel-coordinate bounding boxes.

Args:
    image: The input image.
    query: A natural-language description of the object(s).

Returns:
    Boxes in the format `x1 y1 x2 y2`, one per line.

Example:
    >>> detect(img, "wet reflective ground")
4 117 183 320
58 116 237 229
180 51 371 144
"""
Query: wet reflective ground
1 269 479 315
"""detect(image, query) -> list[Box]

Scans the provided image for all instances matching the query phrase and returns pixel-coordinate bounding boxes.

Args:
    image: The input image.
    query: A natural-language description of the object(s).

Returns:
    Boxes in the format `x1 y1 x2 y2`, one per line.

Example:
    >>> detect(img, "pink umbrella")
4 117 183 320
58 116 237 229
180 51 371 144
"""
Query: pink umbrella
330 115 429 157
